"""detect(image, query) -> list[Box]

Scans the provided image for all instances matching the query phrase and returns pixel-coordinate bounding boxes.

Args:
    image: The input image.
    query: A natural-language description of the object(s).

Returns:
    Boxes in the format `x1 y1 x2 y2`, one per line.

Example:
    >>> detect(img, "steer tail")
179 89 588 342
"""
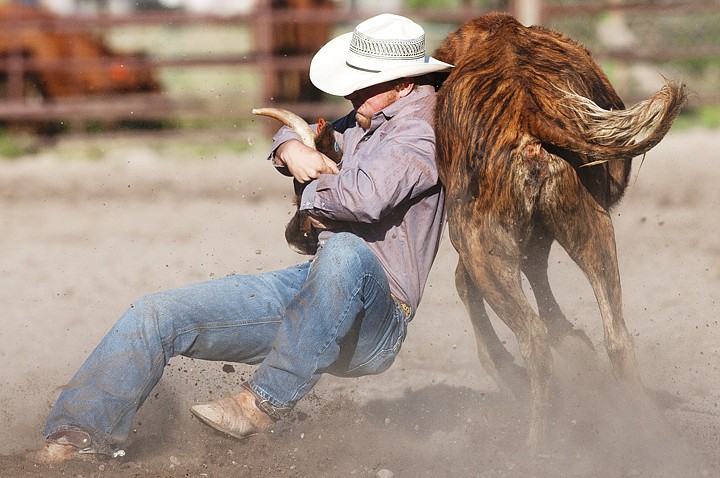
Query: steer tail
530 80 687 164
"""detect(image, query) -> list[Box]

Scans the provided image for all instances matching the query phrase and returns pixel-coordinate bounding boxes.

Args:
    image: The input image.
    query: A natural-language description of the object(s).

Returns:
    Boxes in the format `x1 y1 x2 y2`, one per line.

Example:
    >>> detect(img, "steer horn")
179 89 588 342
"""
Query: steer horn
252 108 316 149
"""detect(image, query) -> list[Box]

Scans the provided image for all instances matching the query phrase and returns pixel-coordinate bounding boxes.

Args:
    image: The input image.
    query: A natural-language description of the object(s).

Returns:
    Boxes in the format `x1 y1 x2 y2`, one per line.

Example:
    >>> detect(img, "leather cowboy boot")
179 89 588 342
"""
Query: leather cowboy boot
26 429 95 464
190 383 288 439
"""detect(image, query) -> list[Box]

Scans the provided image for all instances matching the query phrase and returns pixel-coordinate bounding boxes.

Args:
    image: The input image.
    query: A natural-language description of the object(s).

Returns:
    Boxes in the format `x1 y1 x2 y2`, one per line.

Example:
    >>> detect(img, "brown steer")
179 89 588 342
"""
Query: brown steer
432 13 686 452
252 108 342 255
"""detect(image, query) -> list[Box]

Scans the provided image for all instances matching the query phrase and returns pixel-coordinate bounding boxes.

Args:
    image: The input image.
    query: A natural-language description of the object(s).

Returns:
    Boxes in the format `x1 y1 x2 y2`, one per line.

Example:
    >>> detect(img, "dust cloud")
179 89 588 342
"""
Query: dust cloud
1 129 718 477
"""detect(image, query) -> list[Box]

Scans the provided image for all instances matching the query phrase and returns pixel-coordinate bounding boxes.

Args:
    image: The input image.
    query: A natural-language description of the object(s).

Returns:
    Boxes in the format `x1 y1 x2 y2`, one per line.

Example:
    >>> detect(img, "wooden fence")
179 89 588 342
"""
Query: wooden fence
0 0 718 125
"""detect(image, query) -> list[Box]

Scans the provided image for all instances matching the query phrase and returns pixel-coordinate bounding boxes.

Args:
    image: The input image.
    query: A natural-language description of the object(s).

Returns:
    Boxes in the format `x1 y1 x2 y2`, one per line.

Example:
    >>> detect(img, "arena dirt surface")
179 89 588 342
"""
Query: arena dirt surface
0 128 718 477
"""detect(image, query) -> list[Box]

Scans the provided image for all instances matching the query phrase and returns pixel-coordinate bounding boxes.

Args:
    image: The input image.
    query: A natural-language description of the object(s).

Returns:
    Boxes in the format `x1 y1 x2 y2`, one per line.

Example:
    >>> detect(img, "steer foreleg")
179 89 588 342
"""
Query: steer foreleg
521 228 598 362
455 260 528 400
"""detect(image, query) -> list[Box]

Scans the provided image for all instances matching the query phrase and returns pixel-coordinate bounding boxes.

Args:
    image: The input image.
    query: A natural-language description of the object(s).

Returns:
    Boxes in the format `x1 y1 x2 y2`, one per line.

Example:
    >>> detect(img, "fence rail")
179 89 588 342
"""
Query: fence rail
0 1 717 126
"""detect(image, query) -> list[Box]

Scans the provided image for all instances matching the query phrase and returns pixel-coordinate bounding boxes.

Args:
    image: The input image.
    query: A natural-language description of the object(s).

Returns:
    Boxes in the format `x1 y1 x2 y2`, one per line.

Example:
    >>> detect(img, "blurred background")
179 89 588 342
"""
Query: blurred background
0 0 716 150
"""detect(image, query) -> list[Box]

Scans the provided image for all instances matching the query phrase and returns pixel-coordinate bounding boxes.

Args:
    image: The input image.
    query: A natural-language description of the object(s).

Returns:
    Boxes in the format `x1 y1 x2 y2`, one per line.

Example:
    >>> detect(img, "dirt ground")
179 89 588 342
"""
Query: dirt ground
0 127 718 477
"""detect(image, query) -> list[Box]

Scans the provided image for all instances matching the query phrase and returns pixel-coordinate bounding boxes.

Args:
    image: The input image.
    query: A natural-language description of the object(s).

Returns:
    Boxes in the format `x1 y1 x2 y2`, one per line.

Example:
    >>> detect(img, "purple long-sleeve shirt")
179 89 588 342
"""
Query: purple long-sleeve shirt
270 85 445 310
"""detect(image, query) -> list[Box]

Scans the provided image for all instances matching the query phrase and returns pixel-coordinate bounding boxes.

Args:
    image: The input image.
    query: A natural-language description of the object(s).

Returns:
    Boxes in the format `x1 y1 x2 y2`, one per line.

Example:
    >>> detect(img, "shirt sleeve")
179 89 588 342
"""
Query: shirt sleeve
299 117 438 223
267 125 304 176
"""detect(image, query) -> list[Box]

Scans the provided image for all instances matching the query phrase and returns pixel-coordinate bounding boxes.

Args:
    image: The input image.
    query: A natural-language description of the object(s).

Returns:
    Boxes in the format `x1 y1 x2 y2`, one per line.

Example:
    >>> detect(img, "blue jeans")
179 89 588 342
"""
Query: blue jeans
44 233 411 454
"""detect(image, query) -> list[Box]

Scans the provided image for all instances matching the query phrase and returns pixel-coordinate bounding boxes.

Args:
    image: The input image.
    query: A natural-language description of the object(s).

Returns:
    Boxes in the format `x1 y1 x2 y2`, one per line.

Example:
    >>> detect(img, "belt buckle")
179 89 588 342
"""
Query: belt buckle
391 293 412 317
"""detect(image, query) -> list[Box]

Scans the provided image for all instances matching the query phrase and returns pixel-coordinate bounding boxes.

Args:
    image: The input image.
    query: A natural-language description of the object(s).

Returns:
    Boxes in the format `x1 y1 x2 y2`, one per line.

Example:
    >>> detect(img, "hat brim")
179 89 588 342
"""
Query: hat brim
309 32 454 97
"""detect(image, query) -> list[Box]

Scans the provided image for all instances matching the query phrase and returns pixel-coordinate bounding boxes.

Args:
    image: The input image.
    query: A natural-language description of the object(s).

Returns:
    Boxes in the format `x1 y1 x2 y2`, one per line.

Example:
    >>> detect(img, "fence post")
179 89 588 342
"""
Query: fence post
6 6 25 101
254 0 277 107
511 0 543 26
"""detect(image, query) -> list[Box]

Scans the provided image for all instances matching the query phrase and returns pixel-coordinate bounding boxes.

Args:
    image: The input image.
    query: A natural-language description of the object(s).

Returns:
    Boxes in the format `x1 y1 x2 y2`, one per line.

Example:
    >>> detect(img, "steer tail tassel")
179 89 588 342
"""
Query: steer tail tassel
529 80 687 164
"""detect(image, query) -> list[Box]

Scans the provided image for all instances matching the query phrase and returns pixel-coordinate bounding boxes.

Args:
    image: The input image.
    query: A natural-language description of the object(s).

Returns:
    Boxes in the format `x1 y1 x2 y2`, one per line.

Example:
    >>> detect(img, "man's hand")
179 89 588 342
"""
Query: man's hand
274 139 339 183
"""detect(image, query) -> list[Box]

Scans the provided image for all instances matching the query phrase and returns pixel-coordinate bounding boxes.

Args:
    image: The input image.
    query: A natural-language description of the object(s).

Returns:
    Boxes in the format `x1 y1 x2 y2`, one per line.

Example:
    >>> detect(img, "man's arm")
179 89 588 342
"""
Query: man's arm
274 139 339 183
300 119 438 223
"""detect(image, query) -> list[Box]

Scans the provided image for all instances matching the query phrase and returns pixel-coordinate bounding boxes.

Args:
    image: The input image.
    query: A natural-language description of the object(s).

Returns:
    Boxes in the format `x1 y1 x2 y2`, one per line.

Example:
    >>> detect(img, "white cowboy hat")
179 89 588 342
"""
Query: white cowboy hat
309 13 454 97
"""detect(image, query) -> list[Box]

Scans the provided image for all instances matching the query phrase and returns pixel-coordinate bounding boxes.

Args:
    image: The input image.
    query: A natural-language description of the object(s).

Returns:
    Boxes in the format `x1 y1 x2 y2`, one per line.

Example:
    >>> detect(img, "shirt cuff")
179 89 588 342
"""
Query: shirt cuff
299 180 318 211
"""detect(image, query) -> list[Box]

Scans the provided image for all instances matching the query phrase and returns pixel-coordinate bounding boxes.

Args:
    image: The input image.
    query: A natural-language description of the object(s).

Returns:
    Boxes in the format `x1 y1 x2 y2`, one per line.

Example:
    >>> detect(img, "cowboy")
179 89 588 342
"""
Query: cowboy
30 13 453 463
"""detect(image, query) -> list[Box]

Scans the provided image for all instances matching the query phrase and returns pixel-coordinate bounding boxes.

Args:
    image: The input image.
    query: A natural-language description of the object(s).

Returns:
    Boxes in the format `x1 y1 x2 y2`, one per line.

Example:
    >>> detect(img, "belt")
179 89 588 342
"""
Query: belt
391 293 412 317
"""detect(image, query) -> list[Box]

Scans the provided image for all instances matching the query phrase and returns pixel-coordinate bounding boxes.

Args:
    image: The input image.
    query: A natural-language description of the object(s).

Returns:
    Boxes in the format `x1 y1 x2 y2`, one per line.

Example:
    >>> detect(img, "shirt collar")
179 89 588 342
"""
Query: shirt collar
365 84 434 134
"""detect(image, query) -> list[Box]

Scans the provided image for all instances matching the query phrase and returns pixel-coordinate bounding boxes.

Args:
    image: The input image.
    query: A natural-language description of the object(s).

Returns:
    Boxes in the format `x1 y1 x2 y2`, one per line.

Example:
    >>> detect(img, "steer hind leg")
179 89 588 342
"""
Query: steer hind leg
458 235 554 455
541 168 643 395
455 260 528 400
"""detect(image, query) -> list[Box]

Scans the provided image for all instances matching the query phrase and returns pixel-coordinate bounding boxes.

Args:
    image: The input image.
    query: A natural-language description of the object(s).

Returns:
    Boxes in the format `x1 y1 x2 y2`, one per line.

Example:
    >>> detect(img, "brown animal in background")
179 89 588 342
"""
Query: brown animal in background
252 108 342 255
0 4 160 99
432 13 686 452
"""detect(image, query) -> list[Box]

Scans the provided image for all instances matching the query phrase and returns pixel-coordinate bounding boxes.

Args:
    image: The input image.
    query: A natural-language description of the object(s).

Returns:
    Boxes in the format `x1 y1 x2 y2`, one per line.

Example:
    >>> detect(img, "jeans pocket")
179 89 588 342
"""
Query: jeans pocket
346 345 399 376
340 308 407 377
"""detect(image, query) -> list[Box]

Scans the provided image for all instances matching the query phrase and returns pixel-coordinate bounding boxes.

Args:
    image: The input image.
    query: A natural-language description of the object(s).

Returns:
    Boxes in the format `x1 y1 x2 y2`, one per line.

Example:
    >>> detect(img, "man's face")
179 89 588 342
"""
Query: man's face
344 81 400 130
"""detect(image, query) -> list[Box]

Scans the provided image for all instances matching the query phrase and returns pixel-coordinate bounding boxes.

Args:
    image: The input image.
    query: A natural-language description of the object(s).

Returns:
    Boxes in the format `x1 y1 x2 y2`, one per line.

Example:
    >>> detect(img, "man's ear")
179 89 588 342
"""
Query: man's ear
396 77 415 98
